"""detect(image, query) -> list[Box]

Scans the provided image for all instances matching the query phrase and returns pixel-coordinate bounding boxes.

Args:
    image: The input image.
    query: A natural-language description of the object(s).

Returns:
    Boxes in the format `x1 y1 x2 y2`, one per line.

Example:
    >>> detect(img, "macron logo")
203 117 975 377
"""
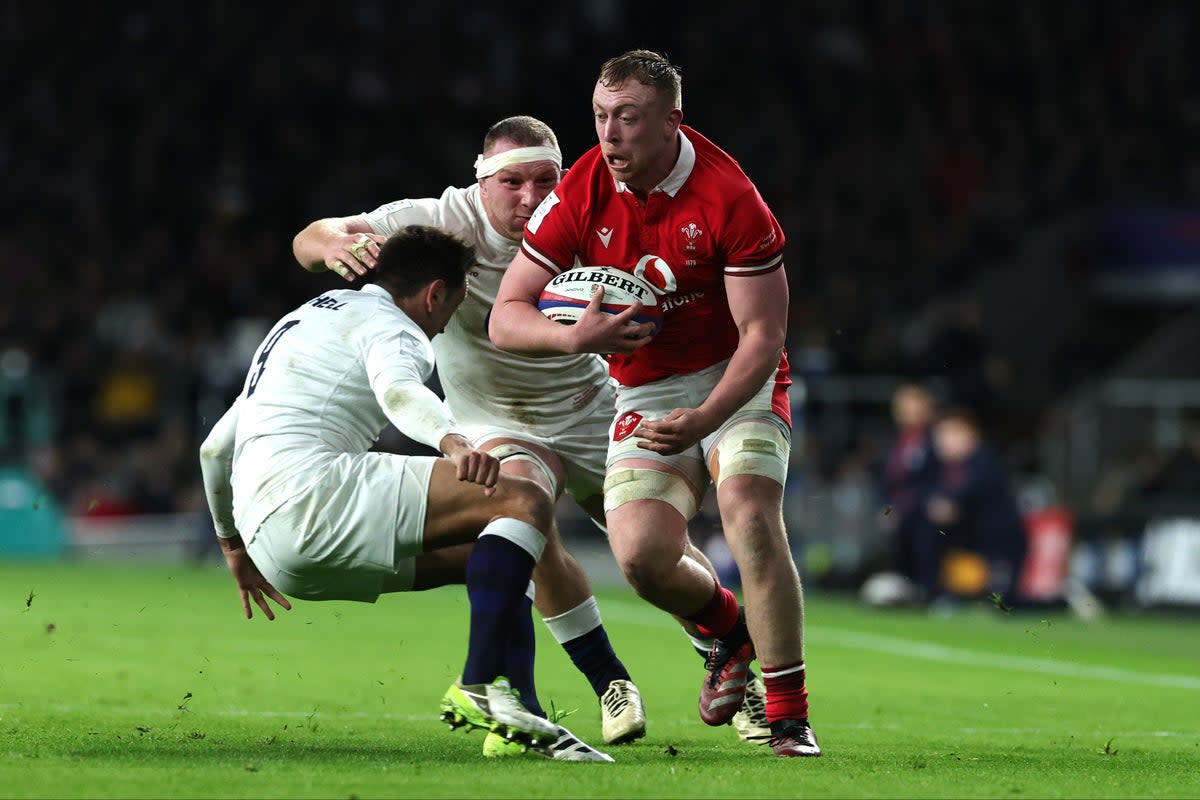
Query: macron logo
596 227 614 248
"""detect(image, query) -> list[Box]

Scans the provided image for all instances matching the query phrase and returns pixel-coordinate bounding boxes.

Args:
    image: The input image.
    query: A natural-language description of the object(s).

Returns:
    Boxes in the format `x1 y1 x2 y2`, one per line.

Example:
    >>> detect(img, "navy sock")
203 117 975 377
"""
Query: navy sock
562 627 632 698
504 592 545 717
461 533 537 686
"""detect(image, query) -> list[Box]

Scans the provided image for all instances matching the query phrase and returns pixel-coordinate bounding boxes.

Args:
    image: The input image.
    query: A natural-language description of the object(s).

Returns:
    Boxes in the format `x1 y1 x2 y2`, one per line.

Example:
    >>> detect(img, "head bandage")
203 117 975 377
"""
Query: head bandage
474 146 562 179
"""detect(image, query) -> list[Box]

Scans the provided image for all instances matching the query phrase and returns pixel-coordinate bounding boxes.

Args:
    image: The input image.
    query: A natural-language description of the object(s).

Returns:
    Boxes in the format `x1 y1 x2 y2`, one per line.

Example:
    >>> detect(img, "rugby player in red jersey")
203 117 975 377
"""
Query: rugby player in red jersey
490 50 819 757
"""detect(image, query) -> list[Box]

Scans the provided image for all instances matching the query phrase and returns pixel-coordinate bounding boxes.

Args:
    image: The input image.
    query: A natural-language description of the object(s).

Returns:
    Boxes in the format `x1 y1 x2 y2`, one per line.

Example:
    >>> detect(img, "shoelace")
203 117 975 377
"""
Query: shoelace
602 685 631 716
705 642 741 688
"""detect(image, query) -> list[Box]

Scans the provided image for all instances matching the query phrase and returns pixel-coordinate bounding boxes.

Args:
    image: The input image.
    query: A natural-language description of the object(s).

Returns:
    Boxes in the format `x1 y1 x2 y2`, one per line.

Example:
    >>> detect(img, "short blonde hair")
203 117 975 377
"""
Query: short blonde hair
598 49 682 109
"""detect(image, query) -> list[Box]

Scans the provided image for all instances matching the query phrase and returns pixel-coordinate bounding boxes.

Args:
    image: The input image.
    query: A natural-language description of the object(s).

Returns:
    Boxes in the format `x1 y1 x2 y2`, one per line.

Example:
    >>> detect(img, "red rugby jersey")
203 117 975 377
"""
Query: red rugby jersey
521 125 792 424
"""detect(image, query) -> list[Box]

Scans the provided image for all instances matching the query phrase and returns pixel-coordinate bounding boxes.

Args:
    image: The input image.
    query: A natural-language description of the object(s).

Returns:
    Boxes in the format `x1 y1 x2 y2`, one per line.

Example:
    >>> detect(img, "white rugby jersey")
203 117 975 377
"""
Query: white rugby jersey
362 185 612 433
230 284 441 539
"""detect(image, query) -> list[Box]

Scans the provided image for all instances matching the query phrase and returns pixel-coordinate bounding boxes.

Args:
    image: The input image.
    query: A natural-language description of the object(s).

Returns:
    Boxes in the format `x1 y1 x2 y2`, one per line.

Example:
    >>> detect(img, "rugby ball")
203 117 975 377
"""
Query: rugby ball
538 266 662 334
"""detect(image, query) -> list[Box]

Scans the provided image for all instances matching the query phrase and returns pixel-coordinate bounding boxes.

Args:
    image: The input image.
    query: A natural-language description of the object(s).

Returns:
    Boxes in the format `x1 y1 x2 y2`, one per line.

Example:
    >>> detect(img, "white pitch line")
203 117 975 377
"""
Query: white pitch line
598 598 1200 691
0 703 1196 739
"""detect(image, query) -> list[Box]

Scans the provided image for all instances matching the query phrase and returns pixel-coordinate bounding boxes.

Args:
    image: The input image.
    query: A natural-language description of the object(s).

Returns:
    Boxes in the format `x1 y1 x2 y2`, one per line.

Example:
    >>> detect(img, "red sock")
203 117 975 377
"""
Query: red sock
685 579 740 639
762 661 809 723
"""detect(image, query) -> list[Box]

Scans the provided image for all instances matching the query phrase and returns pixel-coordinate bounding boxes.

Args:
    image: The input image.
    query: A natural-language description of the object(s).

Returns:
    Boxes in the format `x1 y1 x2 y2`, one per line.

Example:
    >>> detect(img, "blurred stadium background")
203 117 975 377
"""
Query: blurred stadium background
3 0 1200 613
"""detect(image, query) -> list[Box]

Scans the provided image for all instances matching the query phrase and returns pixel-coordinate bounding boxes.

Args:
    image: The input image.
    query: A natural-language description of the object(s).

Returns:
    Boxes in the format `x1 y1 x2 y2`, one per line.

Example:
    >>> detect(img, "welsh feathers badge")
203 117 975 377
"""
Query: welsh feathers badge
613 411 644 442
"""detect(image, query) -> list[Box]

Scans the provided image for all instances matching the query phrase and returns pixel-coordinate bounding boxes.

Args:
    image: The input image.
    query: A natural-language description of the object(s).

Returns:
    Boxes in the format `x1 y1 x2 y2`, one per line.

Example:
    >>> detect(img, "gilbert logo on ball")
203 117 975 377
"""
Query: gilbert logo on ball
538 266 663 334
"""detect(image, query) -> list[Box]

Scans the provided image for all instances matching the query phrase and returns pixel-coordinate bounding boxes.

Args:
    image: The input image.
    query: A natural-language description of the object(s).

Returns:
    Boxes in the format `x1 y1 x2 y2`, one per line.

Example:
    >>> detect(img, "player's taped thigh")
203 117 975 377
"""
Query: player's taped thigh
603 466 700 520
486 442 559 496
711 419 790 489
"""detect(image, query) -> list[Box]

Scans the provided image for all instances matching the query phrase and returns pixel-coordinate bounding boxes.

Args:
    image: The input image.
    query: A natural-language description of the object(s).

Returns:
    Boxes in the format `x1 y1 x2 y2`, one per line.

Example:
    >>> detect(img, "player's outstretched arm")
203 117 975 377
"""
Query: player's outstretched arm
292 216 387 281
491 251 654 355
199 399 242 542
198 400 293 620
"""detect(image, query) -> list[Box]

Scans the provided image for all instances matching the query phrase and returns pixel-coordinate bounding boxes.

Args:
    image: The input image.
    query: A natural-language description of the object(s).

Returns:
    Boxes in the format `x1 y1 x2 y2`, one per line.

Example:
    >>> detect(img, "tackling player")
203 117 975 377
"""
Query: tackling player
490 51 820 757
199 226 600 757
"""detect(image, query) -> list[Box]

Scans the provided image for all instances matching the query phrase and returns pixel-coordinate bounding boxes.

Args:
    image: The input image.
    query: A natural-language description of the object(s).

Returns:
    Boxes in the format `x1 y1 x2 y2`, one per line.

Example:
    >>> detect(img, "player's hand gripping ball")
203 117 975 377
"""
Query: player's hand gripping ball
537 266 662 334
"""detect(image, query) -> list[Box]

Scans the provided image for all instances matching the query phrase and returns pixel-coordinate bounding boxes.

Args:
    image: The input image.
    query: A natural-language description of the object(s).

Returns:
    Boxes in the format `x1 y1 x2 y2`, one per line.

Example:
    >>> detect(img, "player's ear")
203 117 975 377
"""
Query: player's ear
425 279 446 313
666 108 683 131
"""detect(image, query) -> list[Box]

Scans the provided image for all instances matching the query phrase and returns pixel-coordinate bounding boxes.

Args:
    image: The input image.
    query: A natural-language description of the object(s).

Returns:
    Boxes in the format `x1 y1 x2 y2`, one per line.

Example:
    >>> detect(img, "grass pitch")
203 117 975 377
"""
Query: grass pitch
2 559 1198 799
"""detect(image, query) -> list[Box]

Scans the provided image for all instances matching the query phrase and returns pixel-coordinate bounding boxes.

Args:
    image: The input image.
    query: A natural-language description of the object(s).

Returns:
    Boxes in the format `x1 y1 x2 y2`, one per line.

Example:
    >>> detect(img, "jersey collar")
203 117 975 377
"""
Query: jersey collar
360 283 391 300
613 128 696 198
360 283 430 341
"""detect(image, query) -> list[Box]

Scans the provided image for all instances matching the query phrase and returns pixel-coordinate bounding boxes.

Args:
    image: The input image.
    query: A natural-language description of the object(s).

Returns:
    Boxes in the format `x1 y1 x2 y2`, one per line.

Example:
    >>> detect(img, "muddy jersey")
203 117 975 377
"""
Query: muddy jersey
231 285 438 540
363 185 612 433
520 125 792 424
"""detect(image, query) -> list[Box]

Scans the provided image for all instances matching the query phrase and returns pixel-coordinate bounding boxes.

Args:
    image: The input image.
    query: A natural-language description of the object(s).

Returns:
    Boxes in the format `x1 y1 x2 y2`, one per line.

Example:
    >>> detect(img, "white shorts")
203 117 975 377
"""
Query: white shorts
245 452 435 603
457 382 613 504
607 359 790 498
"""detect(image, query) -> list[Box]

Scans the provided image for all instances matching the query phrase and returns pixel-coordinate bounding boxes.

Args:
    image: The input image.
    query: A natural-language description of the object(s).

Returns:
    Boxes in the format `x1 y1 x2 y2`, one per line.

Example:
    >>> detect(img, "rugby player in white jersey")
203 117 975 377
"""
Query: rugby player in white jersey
292 116 772 749
291 117 645 755
199 226 602 757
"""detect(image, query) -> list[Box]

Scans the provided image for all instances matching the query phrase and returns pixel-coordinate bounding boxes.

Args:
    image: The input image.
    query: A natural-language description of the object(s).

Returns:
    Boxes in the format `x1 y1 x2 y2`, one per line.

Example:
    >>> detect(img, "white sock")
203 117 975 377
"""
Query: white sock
542 595 602 644
686 630 714 654
479 517 546 561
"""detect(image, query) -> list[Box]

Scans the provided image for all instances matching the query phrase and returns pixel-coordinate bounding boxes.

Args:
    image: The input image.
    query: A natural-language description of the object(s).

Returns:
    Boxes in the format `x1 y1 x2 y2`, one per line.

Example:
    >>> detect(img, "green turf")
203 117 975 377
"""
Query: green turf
2 560 1198 799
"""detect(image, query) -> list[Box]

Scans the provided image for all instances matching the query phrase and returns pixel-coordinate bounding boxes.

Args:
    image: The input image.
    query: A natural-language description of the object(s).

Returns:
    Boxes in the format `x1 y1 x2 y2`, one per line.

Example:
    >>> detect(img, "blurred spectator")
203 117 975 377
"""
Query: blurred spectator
926 407 1028 605
875 381 942 598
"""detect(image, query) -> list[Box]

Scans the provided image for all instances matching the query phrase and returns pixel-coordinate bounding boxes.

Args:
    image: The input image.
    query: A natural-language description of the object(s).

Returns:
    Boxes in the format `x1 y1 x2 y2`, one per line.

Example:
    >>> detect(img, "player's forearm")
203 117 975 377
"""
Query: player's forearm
489 298 579 356
218 533 246 552
380 382 462 452
199 403 241 540
697 330 784 429
293 219 351 272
